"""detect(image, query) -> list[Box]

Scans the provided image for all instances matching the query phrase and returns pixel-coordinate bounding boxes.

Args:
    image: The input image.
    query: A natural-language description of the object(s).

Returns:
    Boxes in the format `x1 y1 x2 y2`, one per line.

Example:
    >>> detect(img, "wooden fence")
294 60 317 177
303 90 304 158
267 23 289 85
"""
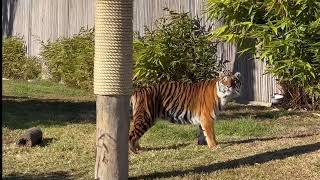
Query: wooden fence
2 0 280 104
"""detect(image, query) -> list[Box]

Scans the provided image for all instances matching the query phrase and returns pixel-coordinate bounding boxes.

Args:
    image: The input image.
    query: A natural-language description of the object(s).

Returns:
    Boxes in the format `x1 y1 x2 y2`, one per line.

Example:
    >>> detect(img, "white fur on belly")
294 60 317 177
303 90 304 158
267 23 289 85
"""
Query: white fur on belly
190 115 201 124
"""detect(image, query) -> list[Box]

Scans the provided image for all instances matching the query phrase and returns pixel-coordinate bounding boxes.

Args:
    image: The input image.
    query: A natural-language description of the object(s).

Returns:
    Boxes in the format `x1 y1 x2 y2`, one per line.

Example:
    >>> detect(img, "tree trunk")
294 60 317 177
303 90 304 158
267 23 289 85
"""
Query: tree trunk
95 95 129 180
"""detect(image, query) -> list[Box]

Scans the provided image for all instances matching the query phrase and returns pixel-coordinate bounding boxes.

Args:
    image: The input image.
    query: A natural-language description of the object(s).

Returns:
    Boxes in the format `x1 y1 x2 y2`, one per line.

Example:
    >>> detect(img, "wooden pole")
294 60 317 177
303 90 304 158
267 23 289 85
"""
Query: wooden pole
95 96 129 179
93 0 132 179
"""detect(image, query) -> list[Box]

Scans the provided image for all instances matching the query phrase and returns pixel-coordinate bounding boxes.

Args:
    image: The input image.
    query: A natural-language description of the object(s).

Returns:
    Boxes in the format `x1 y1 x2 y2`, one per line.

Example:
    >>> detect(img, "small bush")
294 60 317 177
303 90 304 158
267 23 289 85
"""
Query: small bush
23 56 42 80
2 36 41 80
40 28 94 90
133 9 221 86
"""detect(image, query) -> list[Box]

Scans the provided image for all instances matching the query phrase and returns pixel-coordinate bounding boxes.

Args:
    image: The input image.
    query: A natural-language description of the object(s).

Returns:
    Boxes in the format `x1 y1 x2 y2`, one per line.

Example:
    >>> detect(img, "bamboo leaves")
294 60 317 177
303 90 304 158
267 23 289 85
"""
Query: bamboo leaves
207 0 320 108
133 10 220 87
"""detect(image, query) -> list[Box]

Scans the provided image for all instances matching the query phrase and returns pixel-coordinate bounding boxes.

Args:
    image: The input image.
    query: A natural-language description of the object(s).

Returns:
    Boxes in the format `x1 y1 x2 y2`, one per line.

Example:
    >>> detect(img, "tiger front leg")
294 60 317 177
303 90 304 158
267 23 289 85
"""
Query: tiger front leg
200 117 219 149
197 125 207 145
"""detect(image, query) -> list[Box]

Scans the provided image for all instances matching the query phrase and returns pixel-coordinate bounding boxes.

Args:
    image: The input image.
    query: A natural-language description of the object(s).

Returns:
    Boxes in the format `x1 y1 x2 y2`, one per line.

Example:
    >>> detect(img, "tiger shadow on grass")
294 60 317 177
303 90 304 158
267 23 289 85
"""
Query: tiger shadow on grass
130 142 320 179
138 143 190 151
135 132 319 153
220 132 320 146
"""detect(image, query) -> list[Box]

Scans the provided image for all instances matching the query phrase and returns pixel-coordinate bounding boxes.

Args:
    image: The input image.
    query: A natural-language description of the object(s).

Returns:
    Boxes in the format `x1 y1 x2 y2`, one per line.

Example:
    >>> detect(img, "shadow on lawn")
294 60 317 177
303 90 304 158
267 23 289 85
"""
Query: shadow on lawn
141 143 189 151
2 96 96 129
2 96 305 130
3 171 72 180
221 133 320 146
196 132 320 147
225 103 270 111
39 137 57 147
220 104 303 120
130 142 320 179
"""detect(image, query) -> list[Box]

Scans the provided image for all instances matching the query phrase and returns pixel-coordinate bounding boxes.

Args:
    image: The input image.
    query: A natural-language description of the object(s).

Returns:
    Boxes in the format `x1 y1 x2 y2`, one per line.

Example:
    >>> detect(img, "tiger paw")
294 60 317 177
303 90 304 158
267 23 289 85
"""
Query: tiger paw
209 144 220 150
129 146 140 154
129 143 140 154
136 143 142 151
196 138 207 145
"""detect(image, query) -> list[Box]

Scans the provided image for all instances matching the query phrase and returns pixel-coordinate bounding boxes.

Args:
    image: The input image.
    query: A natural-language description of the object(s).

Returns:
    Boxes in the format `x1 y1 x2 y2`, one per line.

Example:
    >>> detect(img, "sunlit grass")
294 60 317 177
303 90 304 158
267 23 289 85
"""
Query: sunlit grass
2 80 320 179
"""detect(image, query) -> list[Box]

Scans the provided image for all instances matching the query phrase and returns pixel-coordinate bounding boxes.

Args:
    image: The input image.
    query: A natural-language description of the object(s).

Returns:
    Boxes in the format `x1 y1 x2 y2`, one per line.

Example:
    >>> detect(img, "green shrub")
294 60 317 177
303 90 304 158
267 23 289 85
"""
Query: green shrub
208 0 320 109
133 9 220 86
2 36 41 80
40 28 94 90
23 56 42 80
40 11 221 90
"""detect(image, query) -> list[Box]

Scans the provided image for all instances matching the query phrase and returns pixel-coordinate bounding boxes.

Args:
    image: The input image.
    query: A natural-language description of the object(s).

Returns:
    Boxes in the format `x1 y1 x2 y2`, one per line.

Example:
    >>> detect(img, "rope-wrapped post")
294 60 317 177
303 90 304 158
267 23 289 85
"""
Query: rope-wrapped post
94 0 132 179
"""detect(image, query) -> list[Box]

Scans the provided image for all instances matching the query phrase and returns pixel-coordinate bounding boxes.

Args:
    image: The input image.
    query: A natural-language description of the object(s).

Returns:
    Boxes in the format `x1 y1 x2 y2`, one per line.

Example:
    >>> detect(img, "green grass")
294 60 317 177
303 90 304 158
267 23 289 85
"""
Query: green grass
2 80 320 179
2 79 94 100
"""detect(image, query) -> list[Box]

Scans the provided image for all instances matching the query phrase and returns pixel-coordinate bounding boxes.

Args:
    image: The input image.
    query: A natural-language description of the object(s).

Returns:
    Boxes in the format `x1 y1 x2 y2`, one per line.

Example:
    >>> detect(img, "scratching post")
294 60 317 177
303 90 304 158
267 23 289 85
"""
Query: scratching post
94 0 132 179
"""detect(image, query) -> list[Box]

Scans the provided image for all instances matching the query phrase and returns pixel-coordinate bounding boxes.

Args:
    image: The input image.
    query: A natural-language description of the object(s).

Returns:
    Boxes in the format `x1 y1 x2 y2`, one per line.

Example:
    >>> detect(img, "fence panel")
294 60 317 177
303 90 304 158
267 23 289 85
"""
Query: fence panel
2 0 280 104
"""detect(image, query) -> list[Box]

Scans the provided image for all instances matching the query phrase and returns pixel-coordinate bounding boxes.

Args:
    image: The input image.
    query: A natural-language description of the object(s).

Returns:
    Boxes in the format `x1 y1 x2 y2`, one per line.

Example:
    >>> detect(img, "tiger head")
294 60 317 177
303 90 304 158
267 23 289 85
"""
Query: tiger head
217 71 242 99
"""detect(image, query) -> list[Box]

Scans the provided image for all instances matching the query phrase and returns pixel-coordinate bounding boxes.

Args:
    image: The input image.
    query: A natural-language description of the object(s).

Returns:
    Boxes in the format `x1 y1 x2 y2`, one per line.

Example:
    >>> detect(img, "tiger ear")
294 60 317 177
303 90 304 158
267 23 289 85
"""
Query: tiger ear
219 69 232 78
222 76 228 81
218 71 224 78
234 72 241 79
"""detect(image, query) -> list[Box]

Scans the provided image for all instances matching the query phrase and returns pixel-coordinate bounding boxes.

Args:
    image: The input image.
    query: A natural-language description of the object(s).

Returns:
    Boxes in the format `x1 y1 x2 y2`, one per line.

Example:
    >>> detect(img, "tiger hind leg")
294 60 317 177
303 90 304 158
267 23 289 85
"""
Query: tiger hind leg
197 125 207 145
128 117 154 153
128 137 140 154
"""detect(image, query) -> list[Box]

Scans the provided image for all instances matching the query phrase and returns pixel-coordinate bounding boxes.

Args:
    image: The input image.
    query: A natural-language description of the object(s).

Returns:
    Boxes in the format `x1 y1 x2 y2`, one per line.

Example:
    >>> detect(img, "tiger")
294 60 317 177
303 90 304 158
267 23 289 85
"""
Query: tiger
128 71 242 153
